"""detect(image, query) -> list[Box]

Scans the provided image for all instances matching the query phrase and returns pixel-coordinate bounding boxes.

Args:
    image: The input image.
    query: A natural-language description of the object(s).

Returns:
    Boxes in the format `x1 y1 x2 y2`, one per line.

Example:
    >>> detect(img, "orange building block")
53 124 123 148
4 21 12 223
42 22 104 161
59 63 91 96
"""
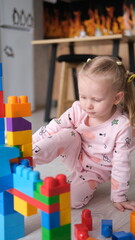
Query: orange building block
130 211 135 235
87 238 98 240
5 96 31 118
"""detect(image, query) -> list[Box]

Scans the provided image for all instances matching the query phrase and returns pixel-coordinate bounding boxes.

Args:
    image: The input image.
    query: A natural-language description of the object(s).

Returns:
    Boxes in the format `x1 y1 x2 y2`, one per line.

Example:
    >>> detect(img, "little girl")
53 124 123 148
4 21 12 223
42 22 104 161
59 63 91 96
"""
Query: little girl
33 56 135 212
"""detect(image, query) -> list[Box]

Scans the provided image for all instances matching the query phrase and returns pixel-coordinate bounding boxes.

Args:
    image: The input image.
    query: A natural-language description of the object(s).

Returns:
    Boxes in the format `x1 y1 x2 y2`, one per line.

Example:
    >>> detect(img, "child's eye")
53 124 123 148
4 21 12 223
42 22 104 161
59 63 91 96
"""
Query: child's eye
80 96 86 99
94 99 101 102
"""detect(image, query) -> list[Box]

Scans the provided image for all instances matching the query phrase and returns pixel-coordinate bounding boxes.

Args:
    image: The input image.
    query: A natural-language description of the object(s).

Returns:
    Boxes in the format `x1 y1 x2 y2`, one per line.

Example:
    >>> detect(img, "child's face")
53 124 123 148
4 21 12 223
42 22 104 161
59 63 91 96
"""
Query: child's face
78 74 123 123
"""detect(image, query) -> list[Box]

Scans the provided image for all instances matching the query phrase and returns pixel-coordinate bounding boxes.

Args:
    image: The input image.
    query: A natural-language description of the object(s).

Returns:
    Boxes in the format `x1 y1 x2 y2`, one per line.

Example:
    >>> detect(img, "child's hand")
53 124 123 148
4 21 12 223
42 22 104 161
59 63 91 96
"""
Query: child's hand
113 201 135 212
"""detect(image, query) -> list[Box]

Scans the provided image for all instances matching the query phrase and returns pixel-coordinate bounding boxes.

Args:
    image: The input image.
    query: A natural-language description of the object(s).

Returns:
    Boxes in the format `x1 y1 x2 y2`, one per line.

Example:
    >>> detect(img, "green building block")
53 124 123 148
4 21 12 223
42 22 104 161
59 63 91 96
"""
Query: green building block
41 223 71 240
34 182 59 205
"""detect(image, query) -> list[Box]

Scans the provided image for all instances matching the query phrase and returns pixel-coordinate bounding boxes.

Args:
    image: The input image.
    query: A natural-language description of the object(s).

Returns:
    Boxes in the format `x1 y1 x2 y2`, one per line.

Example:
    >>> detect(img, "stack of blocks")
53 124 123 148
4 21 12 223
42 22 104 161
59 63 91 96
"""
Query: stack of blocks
0 63 71 240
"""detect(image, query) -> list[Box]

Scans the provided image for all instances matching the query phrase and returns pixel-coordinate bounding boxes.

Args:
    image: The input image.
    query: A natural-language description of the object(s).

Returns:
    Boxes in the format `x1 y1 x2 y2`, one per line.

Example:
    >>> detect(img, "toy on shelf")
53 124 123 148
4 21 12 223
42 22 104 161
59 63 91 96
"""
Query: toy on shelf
0 62 71 240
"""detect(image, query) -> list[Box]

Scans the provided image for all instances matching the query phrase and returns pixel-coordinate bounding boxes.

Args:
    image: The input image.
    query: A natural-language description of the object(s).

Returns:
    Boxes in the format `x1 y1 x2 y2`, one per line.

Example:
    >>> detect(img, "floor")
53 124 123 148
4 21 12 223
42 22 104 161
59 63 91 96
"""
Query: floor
20 107 135 240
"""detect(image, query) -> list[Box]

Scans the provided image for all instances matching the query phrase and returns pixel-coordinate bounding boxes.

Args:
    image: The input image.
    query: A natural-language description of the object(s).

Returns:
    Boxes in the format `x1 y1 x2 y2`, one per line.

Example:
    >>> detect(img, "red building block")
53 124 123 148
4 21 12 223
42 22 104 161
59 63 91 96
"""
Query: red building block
7 188 59 213
41 174 70 197
74 224 89 240
81 209 92 231
0 91 5 117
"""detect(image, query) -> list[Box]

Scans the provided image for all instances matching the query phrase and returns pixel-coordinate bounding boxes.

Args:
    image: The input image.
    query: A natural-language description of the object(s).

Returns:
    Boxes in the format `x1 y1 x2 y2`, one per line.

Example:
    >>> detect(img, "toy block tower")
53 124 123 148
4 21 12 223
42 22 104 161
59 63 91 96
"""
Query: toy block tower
5 95 33 166
0 63 25 240
34 174 71 240
0 62 71 240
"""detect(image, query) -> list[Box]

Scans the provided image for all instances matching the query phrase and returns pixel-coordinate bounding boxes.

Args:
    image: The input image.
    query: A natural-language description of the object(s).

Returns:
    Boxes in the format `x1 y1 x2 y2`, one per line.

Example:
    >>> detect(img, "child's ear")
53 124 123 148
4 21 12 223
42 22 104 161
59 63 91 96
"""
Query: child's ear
114 91 124 105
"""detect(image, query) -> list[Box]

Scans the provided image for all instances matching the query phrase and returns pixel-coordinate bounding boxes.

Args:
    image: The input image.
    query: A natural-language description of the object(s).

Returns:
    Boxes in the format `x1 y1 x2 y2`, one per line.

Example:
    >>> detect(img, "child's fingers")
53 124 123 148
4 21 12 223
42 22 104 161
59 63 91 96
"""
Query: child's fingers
113 202 125 212
113 201 135 212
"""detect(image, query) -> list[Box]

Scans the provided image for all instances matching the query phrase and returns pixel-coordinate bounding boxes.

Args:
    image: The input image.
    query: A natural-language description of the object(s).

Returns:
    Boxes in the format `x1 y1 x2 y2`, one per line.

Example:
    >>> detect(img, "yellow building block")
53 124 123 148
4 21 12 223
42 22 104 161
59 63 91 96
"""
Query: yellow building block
60 192 70 210
21 143 32 157
7 130 32 146
5 95 31 118
130 211 135 235
60 207 71 225
14 195 37 216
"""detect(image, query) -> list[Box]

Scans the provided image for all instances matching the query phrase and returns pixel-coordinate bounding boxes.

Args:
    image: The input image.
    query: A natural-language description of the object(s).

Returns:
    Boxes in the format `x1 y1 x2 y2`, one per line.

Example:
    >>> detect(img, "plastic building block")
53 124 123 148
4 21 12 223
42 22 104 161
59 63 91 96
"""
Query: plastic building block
0 211 24 240
59 192 70 210
41 174 70 197
14 195 37 216
0 145 20 177
34 181 59 205
41 210 60 229
0 118 4 131
60 207 71 226
42 223 71 240
0 91 5 117
7 188 60 213
101 219 113 238
0 174 13 193
0 191 15 215
87 238 98 240
7 129 32 146
112 231 135 240
5 95 31 118
19 156 33 166
0 77 2 90
0 131 5 144
74 224 89 240
21 143 32 157
6 117 32 131
81 209 92 231
13 164 41 197
130 211 135 236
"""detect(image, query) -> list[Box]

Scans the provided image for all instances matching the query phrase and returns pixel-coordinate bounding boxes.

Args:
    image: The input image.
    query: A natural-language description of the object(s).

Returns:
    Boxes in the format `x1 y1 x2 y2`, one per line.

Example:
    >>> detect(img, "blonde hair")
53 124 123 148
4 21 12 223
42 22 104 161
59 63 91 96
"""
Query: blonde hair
79 56 135 127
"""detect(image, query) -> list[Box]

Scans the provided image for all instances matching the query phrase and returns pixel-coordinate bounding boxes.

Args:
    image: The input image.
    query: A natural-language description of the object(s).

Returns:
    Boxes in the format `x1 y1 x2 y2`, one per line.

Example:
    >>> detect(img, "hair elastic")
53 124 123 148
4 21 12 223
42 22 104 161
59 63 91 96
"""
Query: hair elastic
87 58 91 62
116 61 122 65
128 74 135 83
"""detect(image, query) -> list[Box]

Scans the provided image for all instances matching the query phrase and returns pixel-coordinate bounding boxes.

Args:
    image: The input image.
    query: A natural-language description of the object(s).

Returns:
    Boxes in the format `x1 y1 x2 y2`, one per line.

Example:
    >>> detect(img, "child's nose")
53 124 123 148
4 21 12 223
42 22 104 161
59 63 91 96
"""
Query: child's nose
86 101 94 109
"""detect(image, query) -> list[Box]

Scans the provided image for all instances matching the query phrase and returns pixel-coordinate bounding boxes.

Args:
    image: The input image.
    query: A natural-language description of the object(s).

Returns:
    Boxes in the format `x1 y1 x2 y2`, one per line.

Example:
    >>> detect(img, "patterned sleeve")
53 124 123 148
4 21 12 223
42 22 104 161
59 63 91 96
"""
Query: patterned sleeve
32 101 82 144
111 123 134 202
32 101 83 165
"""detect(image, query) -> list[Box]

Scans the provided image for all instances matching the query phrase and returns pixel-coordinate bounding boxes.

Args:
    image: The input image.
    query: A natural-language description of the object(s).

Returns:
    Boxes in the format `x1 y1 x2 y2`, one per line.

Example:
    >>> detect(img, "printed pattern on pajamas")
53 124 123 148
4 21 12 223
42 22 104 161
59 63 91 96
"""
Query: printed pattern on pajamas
32 101 135 208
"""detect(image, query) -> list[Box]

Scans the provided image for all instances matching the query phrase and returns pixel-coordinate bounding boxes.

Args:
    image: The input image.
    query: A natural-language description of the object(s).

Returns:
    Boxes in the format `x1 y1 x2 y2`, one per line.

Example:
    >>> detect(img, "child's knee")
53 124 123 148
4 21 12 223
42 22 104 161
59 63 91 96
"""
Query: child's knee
70 181 94 209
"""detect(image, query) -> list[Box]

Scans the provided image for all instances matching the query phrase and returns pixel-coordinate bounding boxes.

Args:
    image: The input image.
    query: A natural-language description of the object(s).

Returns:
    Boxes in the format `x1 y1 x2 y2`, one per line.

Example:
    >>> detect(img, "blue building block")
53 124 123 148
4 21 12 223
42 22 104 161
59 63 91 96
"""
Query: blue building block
0 145 20 177
13 164 42 197
112 231 135 240
41 210 60 229
101 219 113 238
0 131 5 145
0 191 15 215
0 174 13 193
20 159 33 169
0 211 24 240
0 77 2 90
0 118 4 131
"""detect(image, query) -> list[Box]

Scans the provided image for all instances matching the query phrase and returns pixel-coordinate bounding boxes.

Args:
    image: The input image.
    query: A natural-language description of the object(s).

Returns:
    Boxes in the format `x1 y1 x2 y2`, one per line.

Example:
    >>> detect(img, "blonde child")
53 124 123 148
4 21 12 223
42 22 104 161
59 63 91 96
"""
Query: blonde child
33 56 135 212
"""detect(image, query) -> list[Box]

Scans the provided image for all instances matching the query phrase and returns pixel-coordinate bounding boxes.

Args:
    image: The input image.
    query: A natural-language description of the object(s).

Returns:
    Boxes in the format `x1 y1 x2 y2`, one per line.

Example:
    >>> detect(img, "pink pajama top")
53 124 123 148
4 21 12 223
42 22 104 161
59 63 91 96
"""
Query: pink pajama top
33 101 135 203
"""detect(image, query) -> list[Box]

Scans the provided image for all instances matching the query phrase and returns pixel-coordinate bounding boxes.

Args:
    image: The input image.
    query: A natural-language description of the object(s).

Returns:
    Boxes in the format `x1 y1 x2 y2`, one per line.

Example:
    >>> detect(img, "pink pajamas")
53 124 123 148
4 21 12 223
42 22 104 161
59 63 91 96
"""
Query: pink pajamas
32 101 135 208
